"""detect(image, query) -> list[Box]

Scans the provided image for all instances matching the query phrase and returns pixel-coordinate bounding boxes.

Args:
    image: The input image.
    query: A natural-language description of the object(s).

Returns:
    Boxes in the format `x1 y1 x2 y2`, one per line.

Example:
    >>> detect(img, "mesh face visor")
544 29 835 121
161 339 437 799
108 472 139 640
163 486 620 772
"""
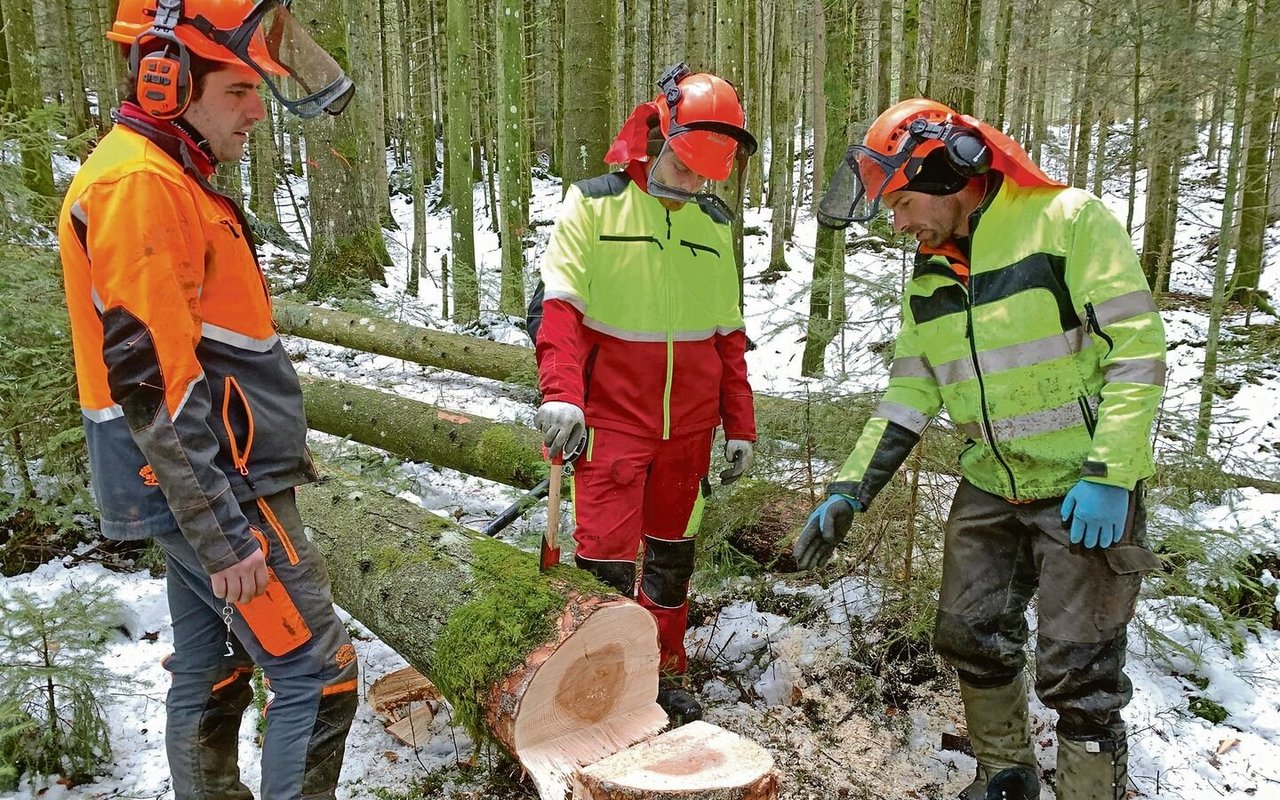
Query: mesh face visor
647 121 758 222
210 0 355 118
816 144 916 229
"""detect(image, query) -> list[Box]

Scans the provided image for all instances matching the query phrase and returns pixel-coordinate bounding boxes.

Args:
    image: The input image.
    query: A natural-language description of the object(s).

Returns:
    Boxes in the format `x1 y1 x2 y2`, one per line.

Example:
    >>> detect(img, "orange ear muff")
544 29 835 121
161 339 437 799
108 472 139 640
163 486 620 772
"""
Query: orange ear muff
131 32 191 120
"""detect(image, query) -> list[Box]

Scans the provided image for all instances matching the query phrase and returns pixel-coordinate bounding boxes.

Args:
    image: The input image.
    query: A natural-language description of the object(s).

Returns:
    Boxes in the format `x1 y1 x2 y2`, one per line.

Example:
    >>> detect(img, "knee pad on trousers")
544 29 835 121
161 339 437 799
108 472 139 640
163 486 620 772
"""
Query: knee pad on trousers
933 610 1026 685
641 535 696 609
575 554 637 597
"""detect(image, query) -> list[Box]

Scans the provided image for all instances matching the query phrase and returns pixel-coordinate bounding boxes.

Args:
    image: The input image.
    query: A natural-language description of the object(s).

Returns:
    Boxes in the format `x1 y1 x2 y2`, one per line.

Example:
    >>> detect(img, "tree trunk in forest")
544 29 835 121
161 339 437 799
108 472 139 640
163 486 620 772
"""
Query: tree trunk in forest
876 0 892 111
1196 0 1257 456
351 0 394 228
988 0 1014 128
900 0 920 98
294 466 668 800
765 0 793 277
716 2 748 291
803 0 850 378
48 0 92 155
445 0 480 322
1069 7 1099 189
301 0 391 298
561 0 614 190
85 0 119 132
496 0 528 316
959 0 981 115
928 0 968 111
249 99 279 225
404 0 431 291
1 0 55 218
1229 0 1277 303
1140 0 1194 293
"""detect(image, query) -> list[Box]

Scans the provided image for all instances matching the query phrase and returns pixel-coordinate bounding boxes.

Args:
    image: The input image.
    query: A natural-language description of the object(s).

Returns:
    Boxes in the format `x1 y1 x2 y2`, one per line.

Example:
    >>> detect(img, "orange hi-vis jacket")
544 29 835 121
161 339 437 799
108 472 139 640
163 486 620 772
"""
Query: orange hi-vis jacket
58 106 315 575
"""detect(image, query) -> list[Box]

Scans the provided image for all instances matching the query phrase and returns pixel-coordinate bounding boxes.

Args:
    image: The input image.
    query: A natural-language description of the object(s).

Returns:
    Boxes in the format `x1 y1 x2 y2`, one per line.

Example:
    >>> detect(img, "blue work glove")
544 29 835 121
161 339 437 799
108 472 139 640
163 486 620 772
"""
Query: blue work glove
1061 480 1130 549
793 493 862 570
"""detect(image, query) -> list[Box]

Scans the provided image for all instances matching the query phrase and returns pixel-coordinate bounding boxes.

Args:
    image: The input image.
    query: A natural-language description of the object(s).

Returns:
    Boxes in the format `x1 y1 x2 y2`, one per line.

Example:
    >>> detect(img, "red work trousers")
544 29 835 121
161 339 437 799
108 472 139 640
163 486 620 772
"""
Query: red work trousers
570 426 713 676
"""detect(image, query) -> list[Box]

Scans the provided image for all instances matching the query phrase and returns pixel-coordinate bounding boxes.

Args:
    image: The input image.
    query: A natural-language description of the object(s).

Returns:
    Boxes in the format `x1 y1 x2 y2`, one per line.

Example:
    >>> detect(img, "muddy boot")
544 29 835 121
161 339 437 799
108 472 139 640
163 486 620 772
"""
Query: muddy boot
956 674 1040 800
1056 735 1127 800
984 767 1040 799
657 678 702 726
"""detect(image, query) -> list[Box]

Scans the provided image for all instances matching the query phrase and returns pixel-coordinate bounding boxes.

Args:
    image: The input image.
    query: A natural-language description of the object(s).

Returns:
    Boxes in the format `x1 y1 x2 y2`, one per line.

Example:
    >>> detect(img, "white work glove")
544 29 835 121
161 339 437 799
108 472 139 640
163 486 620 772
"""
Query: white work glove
719 439 754 484
534 401 586 459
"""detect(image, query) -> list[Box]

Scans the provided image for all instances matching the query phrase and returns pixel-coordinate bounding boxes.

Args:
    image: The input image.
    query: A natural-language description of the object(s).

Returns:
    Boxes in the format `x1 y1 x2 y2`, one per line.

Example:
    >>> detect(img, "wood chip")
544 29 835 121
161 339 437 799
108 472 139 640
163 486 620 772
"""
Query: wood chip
368 666 443 721
1216 737 1240 755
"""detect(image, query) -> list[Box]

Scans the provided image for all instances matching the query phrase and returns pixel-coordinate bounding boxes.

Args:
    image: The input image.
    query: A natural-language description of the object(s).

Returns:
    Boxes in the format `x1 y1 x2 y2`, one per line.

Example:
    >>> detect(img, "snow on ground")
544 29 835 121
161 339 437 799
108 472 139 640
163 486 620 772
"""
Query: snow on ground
5 127 1280 799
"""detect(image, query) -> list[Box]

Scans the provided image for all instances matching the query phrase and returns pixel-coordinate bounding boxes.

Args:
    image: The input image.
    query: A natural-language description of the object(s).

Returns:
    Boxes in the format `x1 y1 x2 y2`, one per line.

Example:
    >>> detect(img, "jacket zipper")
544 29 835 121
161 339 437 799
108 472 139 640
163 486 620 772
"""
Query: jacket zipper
221 376 257 492
663 210 674 440
679 239 719 257
599 234 664 250
1078 396 1097 436
963 276 1018 500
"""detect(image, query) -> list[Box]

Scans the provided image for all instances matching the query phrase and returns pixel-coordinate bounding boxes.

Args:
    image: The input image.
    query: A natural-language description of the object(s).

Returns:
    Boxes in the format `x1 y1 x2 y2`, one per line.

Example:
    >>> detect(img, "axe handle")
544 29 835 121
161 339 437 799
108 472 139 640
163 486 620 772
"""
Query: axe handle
541 461 564 569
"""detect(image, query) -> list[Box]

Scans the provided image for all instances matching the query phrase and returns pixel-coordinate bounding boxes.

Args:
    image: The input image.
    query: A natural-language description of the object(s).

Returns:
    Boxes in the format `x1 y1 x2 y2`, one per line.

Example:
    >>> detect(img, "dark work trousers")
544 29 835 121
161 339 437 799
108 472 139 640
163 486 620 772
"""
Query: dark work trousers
933 480 1160 741
155 488 358 800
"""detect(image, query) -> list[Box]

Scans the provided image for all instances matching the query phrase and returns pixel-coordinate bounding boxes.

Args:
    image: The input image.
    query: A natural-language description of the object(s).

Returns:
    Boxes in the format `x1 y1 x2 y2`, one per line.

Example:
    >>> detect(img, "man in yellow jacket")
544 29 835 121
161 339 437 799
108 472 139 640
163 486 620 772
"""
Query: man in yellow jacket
806 99 1167 800
58 1 355 796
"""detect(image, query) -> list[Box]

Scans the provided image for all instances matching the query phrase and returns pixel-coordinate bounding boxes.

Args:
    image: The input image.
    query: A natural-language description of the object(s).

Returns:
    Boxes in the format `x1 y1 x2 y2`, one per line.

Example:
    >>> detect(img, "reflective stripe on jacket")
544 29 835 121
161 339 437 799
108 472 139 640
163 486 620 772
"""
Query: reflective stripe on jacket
832 175 1166 505
537 172 756 441
57 113 315 574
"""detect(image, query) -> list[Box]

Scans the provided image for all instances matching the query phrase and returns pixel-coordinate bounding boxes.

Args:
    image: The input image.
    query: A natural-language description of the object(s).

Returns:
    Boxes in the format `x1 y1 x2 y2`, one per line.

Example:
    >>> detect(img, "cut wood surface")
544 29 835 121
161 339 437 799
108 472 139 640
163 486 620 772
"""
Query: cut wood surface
295 464 665 799
572 720 782 800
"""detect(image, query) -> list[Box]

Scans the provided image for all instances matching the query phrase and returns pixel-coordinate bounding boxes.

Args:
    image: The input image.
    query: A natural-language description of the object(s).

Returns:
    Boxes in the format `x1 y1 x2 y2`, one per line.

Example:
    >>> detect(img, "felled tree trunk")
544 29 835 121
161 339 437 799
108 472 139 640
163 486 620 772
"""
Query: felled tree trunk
278 302 874 458
295 465 667 799
277 302 537 385
299 374 546 489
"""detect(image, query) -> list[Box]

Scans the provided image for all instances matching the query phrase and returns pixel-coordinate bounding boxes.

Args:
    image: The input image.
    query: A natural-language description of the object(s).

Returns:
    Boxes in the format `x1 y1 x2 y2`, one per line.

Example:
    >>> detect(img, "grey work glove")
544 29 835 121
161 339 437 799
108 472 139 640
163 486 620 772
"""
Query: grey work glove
534 401 586 459
793 493 862 570
719 439 755 485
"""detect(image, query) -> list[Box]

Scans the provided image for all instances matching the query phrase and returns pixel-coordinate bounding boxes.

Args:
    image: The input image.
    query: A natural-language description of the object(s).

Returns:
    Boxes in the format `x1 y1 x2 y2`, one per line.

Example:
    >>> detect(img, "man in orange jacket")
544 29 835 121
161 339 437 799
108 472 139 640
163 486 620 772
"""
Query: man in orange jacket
530 64 759 724
57 1 355 797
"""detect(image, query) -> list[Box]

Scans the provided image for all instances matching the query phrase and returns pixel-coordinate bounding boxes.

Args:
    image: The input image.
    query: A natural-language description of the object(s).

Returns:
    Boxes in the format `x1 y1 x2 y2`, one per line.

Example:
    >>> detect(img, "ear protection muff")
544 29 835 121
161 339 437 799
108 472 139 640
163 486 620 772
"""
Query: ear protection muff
130 0 191 120
907 117 992 177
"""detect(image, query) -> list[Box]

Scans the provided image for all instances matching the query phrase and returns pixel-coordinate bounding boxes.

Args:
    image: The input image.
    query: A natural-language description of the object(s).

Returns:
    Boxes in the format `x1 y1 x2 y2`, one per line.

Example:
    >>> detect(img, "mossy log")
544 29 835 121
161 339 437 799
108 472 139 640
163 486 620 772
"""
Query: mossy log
277 301 872 458
277 301 538 384
295 465 667 799
299 374 546 488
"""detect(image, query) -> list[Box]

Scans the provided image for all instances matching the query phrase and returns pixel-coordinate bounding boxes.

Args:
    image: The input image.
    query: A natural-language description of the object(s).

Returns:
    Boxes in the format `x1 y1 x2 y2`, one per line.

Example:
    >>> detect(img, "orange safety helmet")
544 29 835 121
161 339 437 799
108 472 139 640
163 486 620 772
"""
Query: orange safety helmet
108 0 287 75
817 97 994 228
110 0 353 120
654 69 756 182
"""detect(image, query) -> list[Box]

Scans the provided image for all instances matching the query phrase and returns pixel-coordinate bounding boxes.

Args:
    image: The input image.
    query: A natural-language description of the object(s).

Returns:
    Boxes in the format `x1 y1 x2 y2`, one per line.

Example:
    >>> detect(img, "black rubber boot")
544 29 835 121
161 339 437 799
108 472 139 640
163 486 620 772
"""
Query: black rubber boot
984 767 1040 800
657 683 703 726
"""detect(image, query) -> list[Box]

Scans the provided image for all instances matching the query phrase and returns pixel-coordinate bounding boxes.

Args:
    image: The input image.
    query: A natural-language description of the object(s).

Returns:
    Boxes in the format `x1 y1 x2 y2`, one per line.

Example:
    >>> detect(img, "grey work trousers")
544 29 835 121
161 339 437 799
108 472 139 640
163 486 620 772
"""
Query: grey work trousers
933 480 1160 741
155 488 357 800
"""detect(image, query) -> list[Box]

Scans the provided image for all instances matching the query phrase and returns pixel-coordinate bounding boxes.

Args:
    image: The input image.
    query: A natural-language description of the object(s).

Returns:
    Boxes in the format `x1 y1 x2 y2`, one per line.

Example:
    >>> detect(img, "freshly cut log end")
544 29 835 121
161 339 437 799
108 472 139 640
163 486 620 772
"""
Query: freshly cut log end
492 599 668 800
571 720 781 800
